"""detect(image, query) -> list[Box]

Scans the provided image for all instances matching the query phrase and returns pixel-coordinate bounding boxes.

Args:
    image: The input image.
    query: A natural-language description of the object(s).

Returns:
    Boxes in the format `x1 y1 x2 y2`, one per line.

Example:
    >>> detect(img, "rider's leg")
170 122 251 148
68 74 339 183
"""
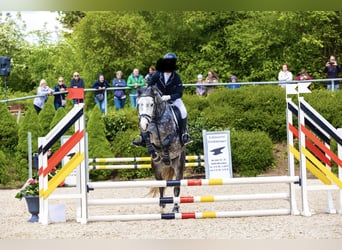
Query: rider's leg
181 117 192 145
173 99 192 145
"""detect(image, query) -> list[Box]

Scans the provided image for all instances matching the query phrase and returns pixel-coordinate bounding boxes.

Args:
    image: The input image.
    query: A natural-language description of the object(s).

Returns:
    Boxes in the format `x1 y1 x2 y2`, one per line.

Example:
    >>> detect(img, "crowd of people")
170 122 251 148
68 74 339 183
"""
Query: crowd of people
277 55 341 90
33 54 341 113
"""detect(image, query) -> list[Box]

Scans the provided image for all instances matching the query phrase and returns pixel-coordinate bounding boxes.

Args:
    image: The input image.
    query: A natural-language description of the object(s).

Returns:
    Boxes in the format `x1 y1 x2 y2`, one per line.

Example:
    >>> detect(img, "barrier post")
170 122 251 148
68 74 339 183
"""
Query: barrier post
286 98 299 215
338 128 342 214
324 140 336 213
298 97 311 216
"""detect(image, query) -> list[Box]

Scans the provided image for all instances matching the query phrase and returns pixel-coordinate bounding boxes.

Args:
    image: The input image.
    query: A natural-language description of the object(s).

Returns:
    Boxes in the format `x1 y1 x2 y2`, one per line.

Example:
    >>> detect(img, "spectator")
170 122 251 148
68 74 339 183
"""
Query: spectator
53 76 67 110
295 68 312 81
112 70 127 110
144 65 156 86
196 74 206 96
92 74 109 114
127 68 145 108
278 64 293 88
323 55 341 91
69 71 85 104
205 70 219 94
33 79 53 114
227 75 240 89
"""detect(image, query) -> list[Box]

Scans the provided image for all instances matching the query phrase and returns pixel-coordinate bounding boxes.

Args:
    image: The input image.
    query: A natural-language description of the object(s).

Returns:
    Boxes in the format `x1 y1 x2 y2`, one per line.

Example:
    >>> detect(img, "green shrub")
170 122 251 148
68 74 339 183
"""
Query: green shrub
112 129 152 180
230 130 274 177
0 102 18 153
103 108 138 142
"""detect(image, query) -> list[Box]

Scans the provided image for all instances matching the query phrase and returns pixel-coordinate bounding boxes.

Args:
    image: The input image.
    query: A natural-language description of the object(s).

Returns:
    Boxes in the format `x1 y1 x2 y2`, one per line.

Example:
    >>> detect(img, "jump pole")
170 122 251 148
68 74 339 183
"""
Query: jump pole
87 209 291 222
87 176 299 189
87 193 290 206
84 176 300 223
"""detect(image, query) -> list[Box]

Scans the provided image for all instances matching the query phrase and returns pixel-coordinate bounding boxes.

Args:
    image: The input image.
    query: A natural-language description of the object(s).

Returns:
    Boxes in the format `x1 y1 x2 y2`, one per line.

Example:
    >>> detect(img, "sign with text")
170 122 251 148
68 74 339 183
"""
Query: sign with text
203 130 233 179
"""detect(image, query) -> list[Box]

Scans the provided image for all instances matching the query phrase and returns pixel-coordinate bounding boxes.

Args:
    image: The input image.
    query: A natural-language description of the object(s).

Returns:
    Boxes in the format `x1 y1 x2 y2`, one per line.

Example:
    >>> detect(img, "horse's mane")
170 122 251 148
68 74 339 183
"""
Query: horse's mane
139 86 163 98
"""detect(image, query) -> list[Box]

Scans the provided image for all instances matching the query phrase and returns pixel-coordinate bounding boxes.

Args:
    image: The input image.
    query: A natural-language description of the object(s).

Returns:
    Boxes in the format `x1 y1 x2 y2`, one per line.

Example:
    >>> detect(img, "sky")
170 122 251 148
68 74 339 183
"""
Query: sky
5 11 65 43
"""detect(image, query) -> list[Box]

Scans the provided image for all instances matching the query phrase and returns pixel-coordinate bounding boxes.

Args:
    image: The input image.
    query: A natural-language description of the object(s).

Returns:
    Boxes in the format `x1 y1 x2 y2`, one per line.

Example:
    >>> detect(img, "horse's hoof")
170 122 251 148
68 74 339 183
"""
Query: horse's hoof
162 157 170 165
172 207 179 213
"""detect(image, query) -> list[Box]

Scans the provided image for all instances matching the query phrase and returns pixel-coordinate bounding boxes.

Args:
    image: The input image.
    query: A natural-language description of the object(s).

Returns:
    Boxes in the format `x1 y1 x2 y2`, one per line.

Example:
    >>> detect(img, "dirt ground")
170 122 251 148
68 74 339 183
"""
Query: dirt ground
2 143 341 239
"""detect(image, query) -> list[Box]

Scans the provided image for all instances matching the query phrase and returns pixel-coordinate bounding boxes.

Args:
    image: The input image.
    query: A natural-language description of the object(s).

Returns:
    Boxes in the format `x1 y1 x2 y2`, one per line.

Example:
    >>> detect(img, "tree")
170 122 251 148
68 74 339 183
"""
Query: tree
0 102 18 152
87 105 113 180
38 98 56 135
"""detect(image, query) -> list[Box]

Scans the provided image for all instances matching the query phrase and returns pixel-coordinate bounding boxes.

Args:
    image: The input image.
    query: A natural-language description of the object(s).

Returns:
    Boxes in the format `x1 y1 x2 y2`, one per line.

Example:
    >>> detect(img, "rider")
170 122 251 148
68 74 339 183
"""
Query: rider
133 52 192 147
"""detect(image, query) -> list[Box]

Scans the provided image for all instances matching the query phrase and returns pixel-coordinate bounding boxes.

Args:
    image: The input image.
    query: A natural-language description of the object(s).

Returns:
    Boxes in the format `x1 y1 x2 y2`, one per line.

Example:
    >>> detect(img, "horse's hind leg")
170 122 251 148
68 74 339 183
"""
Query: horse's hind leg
159 187 166 210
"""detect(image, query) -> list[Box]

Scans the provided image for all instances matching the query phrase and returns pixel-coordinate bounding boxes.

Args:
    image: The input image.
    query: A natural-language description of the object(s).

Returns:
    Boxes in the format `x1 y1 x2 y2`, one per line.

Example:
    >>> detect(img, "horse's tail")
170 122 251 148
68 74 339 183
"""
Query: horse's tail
147 166 175 197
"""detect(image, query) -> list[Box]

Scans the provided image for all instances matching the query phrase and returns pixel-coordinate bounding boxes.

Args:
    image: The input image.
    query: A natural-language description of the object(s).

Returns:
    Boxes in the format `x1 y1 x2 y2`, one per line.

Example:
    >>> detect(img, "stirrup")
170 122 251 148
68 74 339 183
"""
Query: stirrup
182 133 193 145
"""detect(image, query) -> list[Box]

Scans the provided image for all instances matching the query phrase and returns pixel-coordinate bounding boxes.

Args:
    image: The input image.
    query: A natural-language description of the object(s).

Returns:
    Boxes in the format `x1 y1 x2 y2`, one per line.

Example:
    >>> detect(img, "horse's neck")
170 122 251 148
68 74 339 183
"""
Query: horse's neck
153 101 168 120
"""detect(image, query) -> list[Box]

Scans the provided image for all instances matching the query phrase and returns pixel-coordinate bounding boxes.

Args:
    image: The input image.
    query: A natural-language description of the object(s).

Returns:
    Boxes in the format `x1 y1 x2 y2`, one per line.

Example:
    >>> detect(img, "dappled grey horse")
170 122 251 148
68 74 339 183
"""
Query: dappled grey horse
137 86 186 213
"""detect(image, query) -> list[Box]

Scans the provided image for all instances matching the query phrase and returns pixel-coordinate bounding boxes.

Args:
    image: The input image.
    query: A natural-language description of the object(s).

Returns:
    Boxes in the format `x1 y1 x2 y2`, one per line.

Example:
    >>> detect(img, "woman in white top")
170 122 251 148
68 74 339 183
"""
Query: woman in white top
33 79 53 114
278 64 293 88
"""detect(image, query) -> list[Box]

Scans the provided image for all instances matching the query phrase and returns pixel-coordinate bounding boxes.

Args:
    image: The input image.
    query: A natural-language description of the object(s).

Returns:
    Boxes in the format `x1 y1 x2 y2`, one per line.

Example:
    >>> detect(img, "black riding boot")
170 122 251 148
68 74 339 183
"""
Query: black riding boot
181 118 192 145
132 132 147 147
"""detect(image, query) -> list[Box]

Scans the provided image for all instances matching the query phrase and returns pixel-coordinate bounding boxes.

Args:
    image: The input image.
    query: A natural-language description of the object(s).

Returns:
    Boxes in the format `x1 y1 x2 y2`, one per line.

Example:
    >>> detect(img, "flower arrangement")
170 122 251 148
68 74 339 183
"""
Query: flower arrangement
15 178 39 200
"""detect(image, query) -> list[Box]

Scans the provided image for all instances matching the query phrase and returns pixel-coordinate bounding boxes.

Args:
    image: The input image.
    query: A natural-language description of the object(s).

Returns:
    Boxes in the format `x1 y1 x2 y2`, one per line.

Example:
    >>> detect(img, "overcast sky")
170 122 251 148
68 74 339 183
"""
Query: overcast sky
5 11 65 43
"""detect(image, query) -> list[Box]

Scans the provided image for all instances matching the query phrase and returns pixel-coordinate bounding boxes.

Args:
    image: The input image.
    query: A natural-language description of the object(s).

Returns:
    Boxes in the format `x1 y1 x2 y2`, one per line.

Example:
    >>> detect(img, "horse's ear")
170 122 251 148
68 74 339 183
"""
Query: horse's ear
137 88 141 96
138 86 146 96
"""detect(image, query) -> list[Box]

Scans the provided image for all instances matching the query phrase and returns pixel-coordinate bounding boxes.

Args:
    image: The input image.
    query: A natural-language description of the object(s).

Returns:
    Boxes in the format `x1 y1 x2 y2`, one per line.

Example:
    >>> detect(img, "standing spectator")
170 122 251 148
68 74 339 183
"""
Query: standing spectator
227 75 240 89
295 68 312 81
205 70 219 94
69 71 85 104
127 68 145 108
112 70 127 110
33 79 53 114
196 74 206 96
92 74 109 114
144 65 156 86
323 55 341 91
53 76 67 110
278 64 293 88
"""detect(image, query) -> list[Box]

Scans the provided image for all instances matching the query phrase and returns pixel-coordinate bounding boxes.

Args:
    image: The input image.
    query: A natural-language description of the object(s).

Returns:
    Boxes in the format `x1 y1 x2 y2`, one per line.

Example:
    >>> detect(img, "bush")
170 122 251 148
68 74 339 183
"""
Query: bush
112 129 152 180
230 130 274 177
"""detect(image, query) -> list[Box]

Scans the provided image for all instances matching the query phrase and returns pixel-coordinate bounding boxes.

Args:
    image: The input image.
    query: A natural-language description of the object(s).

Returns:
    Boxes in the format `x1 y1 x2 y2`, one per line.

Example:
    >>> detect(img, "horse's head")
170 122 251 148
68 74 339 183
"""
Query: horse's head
137 86 163 131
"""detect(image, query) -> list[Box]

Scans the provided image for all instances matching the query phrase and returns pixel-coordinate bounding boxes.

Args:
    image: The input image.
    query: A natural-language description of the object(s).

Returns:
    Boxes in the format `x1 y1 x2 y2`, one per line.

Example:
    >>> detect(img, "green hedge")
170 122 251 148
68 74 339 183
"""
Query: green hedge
4 85 342 185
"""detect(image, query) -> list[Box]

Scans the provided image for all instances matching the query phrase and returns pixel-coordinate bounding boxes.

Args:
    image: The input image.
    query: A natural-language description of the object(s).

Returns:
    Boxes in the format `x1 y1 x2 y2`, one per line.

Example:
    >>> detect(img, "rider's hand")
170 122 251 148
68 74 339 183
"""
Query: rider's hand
161 95 171 101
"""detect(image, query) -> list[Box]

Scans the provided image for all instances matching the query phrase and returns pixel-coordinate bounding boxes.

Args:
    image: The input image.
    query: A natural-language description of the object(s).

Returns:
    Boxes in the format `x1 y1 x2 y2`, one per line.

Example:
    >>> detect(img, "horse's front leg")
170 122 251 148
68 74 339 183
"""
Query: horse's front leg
172 185 180 213
172 154 185 213
162 134 171 165
159 187 166 212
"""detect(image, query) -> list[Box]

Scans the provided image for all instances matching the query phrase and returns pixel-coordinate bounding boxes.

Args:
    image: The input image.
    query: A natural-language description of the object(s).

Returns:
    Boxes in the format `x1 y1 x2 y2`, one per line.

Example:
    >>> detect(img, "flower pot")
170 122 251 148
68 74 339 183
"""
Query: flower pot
24 196 39 223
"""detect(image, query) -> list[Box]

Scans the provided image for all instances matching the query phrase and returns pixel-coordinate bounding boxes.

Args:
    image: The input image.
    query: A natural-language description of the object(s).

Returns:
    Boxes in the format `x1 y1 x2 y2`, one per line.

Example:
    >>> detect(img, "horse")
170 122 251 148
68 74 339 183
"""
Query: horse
136 86 186 213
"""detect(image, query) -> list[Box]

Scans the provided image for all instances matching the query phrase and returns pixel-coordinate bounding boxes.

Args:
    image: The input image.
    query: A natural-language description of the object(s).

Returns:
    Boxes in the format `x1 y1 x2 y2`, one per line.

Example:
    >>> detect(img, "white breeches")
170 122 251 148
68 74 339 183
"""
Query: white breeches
173 98 187 119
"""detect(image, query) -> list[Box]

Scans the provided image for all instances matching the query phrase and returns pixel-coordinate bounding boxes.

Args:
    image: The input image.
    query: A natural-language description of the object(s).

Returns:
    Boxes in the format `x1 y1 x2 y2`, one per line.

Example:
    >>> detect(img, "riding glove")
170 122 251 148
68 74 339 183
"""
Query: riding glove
161 95 171 101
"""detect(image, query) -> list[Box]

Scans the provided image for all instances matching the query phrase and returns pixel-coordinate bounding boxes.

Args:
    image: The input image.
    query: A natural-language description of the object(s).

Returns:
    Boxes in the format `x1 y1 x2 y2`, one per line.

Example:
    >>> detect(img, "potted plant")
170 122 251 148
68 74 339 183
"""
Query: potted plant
15 177 39 222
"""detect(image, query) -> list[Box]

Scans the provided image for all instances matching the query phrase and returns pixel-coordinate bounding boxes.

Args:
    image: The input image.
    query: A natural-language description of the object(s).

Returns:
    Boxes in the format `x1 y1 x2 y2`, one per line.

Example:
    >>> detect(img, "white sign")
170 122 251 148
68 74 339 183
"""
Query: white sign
286 82 311 95
203 130 233 179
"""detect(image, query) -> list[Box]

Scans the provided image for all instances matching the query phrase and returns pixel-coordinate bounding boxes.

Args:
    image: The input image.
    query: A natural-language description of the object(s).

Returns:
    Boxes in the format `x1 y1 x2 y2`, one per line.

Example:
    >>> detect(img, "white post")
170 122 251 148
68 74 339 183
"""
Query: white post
325 141 336 213
76 103 88 224
286 98 299 215
337 128 342 214
38 137 50 225
298 97 311 216
28 132 32 179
